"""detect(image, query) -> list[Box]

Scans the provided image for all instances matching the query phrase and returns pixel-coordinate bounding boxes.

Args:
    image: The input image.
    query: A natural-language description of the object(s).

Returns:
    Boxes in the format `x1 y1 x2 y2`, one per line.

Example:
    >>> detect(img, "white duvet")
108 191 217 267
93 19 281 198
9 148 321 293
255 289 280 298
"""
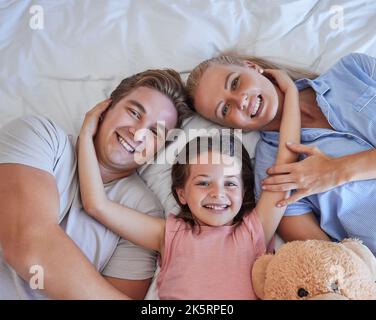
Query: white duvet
1 0 376 299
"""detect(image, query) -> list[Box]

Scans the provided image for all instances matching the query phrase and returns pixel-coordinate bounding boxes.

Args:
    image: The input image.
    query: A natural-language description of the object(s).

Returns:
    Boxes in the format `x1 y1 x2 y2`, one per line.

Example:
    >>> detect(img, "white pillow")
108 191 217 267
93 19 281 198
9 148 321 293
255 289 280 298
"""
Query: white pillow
138 114 260 217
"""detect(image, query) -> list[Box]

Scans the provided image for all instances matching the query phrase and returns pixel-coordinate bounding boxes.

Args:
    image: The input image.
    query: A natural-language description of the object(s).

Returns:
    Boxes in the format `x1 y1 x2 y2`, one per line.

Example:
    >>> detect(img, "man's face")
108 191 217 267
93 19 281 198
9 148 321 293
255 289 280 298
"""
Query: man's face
94 86 178 174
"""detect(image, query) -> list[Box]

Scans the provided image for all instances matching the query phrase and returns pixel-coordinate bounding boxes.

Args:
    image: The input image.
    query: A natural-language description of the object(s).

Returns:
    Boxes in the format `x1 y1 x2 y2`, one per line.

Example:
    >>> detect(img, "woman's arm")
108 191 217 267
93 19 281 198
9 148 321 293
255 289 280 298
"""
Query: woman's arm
78 100 165 252
261 141 376 207
278 213 330 242
255 69 301 245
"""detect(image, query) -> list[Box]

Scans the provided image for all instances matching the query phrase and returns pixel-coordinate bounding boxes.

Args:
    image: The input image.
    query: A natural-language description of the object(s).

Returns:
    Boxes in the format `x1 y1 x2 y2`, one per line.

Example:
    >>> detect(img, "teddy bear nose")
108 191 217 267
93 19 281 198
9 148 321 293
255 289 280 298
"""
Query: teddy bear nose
330 281 339 293
297 288 309 298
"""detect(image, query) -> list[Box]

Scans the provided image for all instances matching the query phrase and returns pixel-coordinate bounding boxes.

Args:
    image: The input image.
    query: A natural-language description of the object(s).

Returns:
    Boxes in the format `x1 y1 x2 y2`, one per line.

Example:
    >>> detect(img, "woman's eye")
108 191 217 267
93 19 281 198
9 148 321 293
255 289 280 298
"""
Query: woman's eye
231 76 239 90
222 104 230 117
225 182 237 187
196 181 209 186
129 109 140 119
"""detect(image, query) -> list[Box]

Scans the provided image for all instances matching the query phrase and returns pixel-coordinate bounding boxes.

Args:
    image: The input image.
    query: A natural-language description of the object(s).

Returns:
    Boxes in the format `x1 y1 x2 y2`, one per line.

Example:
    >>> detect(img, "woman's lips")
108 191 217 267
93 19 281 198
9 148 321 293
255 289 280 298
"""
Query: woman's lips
249 95 263 118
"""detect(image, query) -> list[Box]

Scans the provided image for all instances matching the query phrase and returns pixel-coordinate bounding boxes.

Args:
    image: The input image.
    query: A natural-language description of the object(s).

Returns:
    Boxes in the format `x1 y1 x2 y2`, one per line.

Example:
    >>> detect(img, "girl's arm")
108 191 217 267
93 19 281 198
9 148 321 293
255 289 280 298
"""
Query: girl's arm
255 69 301 245
78 100 165 252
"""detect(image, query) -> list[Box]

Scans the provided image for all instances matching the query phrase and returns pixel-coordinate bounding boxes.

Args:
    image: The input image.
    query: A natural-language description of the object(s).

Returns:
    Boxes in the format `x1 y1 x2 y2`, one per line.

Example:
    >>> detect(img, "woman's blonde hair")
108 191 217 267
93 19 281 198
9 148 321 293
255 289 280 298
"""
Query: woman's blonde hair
186 55 318 109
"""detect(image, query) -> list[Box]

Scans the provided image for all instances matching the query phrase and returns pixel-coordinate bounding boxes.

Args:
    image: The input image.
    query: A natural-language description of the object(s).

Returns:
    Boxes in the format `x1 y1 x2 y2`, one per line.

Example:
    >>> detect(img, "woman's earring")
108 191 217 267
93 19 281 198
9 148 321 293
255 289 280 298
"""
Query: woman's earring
259 68 264 74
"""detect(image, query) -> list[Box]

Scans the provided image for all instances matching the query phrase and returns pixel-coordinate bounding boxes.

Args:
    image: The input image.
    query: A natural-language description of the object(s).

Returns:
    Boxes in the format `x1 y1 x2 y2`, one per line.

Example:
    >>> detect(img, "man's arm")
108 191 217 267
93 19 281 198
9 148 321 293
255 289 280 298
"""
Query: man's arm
0 164 129 299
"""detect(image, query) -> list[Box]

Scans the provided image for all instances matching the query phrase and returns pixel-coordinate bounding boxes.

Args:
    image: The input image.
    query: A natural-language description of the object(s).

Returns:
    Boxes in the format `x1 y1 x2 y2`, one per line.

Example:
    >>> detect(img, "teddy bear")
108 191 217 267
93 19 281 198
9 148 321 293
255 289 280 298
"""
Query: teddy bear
252 239 376 300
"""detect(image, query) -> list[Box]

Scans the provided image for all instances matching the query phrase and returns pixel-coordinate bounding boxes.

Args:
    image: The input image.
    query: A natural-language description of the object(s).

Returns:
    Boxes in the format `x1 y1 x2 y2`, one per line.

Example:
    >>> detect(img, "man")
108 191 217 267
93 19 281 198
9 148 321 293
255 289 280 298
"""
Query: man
0 69 188 299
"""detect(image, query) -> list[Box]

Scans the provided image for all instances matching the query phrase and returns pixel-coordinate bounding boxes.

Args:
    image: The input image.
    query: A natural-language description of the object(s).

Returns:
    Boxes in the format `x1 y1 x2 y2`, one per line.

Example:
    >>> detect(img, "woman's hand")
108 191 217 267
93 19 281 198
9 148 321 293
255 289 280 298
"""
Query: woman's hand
264 68 297 93
262 143 342 207
80 99 112 137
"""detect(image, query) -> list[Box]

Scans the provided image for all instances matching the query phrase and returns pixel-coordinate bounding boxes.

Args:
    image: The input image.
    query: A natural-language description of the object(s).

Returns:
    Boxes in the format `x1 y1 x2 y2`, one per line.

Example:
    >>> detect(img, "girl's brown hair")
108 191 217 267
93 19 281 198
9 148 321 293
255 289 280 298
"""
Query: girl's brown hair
186 55 318 109
171 133 255 229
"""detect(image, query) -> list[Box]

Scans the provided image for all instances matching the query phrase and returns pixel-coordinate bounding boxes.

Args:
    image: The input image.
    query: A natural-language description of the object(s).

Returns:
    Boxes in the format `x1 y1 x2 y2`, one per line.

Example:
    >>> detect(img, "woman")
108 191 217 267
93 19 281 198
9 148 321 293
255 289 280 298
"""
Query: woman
186 53 376 253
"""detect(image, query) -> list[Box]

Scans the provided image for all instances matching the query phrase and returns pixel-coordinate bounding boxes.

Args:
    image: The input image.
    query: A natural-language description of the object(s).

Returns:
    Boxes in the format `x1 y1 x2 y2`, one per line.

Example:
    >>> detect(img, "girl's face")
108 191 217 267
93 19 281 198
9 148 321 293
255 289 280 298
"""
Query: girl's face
176 151 244 227
194 63 279 131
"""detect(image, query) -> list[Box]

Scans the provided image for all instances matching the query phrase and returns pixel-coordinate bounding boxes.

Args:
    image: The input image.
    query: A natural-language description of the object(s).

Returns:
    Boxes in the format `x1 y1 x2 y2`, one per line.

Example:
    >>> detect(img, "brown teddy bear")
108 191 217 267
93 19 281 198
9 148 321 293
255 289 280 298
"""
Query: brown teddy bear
252 239 376 300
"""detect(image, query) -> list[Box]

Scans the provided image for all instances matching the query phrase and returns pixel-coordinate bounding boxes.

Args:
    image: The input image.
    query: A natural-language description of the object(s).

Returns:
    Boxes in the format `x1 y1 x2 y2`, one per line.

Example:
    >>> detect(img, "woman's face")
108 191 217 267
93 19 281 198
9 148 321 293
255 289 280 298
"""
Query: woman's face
194 63 280 131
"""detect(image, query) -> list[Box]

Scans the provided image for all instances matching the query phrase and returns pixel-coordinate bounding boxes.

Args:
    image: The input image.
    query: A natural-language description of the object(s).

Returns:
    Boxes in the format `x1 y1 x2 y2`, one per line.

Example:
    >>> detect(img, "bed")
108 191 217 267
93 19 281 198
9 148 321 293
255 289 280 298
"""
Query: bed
1 0 376 299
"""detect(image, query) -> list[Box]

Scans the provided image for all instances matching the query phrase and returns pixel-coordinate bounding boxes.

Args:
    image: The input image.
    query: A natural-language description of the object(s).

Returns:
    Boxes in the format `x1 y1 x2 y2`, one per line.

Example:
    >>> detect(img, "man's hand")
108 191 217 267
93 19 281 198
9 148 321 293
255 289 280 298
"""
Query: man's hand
262 143 341 207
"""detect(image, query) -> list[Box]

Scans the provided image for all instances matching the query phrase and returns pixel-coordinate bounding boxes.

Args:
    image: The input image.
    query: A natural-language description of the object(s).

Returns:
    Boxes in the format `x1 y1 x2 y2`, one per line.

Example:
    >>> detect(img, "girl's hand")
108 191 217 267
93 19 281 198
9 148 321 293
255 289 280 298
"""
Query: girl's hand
264 69 297 93
80 99 111 137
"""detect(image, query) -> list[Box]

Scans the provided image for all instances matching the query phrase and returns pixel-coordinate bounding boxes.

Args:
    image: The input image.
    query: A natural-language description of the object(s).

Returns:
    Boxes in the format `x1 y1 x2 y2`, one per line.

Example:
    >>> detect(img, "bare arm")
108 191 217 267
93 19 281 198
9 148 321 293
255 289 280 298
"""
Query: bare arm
103 277 152 300
278 213 330 242
0 164 129 300
256 69 301 245
78 101 165 253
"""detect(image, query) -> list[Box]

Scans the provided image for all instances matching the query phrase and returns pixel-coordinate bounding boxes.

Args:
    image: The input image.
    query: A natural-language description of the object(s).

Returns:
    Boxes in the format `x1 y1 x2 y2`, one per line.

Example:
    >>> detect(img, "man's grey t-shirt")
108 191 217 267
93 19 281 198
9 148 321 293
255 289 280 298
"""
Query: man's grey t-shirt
0 115 163 299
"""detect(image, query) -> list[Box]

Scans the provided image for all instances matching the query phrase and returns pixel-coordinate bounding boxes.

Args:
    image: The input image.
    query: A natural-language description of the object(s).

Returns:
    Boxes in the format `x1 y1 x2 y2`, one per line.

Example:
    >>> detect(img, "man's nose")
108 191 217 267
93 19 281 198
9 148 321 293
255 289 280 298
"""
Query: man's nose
128 127 136 136
132 127 150 143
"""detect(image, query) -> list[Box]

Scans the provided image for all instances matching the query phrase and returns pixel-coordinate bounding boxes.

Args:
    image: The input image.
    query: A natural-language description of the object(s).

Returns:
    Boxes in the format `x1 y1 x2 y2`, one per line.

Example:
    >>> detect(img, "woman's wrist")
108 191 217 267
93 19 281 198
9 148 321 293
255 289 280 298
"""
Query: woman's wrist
332 157 353 186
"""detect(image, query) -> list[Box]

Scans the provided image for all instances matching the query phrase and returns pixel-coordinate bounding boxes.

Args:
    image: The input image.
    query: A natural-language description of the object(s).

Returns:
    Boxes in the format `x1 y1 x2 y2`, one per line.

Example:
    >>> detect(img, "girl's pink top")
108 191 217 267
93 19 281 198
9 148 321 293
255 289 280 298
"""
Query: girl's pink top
157 209 268 300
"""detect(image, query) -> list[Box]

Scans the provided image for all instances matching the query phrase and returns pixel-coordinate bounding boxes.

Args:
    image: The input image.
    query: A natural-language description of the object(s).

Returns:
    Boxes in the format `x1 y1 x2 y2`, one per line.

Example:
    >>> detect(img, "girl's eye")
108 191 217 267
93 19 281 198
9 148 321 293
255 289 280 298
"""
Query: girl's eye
222 104 230 117
129 109 141 119
231 76 240 90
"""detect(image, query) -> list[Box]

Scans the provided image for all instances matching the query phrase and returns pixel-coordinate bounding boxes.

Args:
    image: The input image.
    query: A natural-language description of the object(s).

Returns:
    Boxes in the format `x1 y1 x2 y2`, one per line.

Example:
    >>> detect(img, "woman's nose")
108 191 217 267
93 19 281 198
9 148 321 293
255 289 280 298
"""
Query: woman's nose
230 93 248 111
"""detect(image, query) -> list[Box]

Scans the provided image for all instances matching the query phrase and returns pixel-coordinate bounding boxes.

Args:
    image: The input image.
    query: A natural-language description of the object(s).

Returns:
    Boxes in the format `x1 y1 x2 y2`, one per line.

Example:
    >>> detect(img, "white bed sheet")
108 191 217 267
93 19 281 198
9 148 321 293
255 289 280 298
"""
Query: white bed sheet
1 0 376 299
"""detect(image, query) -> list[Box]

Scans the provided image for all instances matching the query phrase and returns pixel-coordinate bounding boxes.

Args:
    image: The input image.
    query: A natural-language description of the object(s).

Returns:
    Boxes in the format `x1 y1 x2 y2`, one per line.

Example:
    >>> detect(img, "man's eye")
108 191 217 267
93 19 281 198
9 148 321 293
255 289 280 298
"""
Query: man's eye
231 76 239 90
129 109 140 119
222 104 230 117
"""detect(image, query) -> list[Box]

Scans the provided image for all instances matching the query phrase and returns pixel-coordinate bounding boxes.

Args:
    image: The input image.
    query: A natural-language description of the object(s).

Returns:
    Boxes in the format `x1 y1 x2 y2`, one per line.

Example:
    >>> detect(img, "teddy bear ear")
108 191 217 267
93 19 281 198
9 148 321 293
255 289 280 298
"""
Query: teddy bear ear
341 239 376 278
252 254 273 299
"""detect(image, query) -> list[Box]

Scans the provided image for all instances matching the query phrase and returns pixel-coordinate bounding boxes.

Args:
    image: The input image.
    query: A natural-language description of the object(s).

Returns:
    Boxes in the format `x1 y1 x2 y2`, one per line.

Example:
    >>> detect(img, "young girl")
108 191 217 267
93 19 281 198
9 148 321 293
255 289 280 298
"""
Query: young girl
78 69 300 299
